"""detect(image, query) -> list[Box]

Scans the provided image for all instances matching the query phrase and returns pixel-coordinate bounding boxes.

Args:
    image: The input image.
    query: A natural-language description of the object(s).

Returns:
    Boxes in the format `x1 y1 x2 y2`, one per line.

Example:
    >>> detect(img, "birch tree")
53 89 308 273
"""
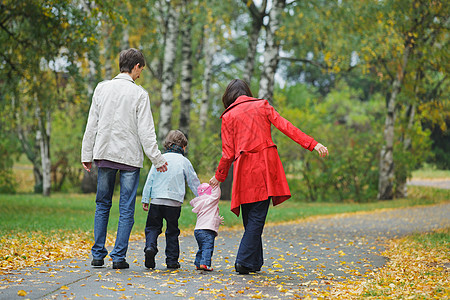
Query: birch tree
179 0 193 137
258 0 286 102
199 25 215 129
158 1 180 141
242 0 267 85
1 1 110 195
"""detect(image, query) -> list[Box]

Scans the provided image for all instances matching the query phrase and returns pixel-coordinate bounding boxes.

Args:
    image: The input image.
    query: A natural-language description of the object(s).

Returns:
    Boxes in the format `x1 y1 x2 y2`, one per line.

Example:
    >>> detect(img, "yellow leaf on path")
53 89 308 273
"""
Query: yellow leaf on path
133 259 137 263
17 290 27 296
60 285 69 290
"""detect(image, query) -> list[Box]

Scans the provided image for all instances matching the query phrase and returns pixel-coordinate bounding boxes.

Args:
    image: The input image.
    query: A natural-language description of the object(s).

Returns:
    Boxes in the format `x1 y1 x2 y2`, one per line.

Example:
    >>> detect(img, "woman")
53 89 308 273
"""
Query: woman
210 79 328 274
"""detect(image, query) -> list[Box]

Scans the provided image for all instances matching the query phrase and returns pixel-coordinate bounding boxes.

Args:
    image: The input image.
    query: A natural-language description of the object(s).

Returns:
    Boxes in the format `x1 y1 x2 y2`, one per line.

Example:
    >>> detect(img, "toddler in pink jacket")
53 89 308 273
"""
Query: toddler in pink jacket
190 183 223 271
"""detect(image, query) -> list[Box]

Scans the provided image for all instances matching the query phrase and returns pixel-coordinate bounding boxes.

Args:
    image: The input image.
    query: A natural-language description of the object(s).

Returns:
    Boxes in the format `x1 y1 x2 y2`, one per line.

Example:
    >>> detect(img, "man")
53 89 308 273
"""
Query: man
81 48 168 269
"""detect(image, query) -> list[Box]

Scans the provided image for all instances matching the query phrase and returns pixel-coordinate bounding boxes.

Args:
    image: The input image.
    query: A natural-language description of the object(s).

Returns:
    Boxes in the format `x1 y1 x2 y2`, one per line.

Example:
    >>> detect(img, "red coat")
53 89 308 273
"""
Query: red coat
215 96 318 216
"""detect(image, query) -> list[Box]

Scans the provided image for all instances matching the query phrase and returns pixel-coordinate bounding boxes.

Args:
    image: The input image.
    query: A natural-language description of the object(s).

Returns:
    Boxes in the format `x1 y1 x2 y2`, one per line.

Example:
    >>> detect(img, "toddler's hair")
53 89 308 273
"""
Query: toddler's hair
164 130 188 149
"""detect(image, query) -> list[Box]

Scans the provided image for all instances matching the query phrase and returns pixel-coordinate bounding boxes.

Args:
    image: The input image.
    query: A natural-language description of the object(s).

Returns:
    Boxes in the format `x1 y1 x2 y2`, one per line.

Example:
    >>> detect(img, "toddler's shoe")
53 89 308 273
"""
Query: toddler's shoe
199 264 213 271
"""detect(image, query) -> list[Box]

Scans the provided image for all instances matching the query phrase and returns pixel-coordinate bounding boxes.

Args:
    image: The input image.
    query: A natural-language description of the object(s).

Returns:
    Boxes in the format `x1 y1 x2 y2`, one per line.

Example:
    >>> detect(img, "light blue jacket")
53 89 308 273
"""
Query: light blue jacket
142 152 200 204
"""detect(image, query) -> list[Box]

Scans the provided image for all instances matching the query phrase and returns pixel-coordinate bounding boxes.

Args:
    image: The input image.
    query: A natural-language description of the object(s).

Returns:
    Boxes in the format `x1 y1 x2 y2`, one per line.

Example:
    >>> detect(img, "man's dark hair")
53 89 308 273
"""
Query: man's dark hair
222 79 253 109
119 48 146 73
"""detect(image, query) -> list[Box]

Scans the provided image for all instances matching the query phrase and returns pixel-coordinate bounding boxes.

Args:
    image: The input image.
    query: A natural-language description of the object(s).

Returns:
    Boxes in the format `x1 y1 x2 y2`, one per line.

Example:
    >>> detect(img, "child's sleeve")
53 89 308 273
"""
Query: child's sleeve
185 159 201 197
142 166 156 204
211 186 221 202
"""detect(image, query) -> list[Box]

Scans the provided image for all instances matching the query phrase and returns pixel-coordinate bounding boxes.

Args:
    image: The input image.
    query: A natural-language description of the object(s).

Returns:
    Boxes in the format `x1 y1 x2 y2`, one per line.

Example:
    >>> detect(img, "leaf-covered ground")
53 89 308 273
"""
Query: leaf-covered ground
325 227 449 299
1 203 449 299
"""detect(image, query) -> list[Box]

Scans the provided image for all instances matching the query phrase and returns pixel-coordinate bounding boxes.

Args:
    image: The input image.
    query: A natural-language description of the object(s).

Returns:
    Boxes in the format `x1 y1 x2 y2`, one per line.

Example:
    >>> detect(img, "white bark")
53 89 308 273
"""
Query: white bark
378 46 411 200
258 0 286 102
199 27 214 129
242 0 266 84
35 94 51 196
179 0 193 137
158 1 179 141
395 103 416 198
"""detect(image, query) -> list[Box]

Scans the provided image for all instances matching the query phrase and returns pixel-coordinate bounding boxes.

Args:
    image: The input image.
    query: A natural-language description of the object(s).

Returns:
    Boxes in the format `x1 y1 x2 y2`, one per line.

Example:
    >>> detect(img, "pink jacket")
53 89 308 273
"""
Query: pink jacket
190 184 222 235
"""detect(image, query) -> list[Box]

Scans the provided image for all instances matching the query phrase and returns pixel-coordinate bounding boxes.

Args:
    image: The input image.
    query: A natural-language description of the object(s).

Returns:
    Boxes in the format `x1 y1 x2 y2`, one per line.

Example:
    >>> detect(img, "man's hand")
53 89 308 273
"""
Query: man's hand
142 203 149 211
157 162 168 172
82 162 92 172
314 143 329 158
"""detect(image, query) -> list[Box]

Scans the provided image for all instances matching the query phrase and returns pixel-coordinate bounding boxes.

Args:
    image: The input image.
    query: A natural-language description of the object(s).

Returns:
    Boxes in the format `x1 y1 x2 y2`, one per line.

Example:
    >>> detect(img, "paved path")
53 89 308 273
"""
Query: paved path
1 203 449 299
408 178 450 189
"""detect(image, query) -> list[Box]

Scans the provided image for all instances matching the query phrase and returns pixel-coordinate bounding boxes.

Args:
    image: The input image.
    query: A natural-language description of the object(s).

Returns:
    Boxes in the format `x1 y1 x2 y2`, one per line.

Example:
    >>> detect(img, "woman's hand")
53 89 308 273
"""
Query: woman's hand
209 176 220 188
314 143 329 157
142 203 149 211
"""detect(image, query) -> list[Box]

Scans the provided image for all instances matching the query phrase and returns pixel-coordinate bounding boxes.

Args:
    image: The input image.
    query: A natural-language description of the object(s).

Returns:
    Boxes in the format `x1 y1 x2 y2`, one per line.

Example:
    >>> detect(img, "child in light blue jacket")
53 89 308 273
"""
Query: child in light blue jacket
142 130 200 269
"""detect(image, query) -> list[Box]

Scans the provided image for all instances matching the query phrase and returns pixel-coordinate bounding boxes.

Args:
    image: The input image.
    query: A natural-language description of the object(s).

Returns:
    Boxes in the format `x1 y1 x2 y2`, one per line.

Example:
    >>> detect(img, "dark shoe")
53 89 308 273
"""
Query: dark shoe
166 262 180 269
112 260 129 269
145 249 157 269
235 263 252 274
91 259 104 267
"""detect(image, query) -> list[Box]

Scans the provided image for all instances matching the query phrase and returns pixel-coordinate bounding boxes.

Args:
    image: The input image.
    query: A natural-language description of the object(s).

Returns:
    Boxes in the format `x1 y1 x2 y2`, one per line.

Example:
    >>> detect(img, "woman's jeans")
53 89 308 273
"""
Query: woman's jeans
194 229 216 267
91 167 140 263
236 199 270 270
144 204 181 266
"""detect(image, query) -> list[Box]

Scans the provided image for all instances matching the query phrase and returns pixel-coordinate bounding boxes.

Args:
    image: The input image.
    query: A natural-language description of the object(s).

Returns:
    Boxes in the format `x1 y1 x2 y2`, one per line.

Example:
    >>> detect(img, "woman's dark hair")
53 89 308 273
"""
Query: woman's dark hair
119 48 146 73
222 79 253 109
164 130 188 149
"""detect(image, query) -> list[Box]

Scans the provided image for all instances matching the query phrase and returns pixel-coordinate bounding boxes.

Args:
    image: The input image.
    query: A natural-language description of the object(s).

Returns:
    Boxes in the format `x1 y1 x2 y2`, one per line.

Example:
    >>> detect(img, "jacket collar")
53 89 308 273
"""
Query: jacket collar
220 95 263 118
113 73 135 83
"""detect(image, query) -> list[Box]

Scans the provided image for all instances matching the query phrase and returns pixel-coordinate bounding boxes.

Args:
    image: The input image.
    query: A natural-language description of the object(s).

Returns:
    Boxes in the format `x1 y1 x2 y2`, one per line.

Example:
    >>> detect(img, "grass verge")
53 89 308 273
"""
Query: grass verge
0 185 448 273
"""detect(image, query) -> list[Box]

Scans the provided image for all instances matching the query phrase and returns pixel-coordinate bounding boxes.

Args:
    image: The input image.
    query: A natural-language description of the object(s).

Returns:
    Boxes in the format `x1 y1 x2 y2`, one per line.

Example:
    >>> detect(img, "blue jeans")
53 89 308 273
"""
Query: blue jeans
235 199 270 271
194 229 216 267
144 204 181 266
91 167 140 263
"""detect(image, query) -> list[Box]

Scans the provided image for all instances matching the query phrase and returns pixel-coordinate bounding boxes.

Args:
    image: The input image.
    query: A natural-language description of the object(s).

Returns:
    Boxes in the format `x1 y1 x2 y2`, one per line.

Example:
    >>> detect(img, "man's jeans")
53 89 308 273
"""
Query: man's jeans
194 229 216 267
235 199 270 271
144 204 181 266
91 167 140 263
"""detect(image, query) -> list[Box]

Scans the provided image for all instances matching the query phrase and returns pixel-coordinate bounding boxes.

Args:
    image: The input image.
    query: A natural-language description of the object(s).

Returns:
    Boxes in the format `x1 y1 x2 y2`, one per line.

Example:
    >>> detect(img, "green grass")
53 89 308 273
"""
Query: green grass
410 227 450 249
0 185 448 238
412 164 450 179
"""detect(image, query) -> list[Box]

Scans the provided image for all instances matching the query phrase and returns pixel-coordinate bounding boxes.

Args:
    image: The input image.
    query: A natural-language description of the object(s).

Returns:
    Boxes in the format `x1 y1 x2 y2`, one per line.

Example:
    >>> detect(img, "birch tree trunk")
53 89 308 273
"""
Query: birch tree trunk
35 94 52 196
199 26 214 129
12 93 43 193
395 103 416 198
258 0 286 102
242 0 266 84
158 1 179 141
378 45 411 200
179 0 193 137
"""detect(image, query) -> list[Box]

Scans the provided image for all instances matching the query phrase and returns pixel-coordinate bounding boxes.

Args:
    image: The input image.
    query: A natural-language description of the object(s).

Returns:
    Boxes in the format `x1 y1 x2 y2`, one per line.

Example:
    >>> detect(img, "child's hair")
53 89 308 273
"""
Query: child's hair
164 130 188 149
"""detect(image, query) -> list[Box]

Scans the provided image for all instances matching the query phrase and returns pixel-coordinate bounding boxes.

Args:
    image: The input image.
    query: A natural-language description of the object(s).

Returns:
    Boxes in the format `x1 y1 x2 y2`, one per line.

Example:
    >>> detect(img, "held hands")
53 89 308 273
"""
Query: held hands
157 162 168 172
314 143 329 158
209 176 220 188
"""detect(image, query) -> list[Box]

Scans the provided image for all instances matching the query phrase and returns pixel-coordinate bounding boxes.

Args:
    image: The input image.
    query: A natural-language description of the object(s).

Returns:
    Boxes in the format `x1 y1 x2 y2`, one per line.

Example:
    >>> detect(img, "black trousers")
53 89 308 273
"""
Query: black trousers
235 199 270 270
144 204 181 265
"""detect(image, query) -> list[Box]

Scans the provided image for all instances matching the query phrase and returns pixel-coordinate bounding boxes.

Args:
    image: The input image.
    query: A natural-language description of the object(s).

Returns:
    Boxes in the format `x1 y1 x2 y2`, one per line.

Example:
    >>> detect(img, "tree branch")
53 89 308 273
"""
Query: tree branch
279 55 329 70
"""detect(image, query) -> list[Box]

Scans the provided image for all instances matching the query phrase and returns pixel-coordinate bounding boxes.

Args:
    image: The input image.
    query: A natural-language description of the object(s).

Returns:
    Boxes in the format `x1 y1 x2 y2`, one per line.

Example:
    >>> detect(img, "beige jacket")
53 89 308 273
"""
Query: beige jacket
81 73 166 168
